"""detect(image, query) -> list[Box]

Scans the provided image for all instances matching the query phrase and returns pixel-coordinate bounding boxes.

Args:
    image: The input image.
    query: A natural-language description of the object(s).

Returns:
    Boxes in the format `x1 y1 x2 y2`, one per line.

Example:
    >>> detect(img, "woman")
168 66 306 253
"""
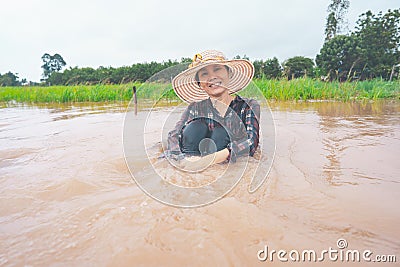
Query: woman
166 50 260 170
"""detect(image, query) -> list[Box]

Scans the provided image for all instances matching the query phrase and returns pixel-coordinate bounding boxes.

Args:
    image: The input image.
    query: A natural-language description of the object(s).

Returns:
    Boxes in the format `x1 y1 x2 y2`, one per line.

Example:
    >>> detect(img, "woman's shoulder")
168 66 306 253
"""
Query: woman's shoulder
182 99 211 115
235 95 260 108
187 98 211 108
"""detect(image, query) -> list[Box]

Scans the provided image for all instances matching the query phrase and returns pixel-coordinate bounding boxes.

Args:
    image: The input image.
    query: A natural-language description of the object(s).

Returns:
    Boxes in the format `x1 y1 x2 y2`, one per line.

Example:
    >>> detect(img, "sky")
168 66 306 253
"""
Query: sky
0 0 398 82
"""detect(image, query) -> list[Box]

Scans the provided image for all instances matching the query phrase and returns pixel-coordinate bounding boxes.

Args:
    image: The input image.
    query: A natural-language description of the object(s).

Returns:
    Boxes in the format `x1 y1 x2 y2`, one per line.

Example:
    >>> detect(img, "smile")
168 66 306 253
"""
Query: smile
208 81 222 88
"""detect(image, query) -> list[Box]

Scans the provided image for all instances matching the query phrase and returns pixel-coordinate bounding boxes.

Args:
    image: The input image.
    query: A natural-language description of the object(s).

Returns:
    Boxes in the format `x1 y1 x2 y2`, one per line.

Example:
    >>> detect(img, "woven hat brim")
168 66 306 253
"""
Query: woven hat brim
172 59 254 103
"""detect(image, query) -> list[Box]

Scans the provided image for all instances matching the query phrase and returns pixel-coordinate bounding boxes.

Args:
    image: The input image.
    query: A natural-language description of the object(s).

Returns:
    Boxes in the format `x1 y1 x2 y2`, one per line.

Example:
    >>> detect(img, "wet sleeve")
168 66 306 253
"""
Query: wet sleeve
166 104 193 156
228 99 260 161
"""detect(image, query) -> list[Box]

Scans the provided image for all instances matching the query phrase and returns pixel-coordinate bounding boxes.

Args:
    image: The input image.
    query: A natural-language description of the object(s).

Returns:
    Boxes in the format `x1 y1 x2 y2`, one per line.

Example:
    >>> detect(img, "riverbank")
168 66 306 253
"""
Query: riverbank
0 78 399 103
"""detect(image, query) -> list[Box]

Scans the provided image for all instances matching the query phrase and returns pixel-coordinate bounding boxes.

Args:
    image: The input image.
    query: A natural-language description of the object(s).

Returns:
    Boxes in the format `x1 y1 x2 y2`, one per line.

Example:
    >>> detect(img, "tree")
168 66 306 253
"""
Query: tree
253 60 264 79
253 57 282 79
324 0 350 41
0 72 20 86
283 56 314 79
41 53 66 80
180 57 192 64
233 55 250 60
325 12 338 41
354 9 400 79
316 35 362 81
263 57 282 79
318 9 400 80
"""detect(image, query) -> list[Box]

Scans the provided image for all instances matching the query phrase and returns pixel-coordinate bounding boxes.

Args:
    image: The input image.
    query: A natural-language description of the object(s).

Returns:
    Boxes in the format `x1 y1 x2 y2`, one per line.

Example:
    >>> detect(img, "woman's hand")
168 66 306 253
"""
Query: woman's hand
176 154 215 172
212 148 230 164
175 148 230 172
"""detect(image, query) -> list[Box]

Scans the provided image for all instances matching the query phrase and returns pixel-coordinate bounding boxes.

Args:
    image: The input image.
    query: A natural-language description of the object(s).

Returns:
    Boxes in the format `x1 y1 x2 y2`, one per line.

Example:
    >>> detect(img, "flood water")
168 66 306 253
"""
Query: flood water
0 100 399 266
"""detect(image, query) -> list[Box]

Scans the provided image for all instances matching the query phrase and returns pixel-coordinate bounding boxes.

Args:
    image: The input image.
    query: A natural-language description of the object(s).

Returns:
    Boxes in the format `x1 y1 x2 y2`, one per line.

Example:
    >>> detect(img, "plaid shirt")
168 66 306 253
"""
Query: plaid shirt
167 95 260 160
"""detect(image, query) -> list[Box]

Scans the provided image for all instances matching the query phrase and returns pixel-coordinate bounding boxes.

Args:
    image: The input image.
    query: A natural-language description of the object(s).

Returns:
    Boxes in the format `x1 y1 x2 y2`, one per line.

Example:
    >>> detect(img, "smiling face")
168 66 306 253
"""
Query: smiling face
196 64 230 98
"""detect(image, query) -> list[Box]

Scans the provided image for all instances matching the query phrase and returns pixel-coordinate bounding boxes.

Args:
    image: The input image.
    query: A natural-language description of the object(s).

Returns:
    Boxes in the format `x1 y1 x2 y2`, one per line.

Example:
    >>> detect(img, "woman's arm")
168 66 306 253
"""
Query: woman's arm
228 99 260 160
176 148 229 172
166 104 193 155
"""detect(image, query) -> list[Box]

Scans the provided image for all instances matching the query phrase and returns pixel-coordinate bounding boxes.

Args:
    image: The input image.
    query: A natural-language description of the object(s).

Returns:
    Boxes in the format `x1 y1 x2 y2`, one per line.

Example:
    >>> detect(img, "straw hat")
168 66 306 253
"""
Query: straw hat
172 50 254 103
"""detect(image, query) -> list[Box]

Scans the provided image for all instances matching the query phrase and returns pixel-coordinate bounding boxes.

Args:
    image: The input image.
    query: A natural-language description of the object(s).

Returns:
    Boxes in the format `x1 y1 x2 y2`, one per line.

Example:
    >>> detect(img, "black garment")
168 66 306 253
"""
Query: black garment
179 119 231 156
167 96 260 159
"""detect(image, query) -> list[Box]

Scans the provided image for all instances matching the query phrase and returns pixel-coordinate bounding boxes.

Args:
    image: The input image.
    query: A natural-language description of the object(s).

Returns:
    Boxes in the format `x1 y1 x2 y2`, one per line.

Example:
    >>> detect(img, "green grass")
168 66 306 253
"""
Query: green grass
0 83 140 103
0 78 398 104
253 78 400 101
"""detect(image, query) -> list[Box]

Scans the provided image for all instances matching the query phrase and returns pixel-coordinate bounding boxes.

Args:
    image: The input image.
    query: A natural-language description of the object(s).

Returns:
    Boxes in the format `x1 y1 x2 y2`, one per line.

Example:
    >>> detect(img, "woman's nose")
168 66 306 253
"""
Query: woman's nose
207 70 218 81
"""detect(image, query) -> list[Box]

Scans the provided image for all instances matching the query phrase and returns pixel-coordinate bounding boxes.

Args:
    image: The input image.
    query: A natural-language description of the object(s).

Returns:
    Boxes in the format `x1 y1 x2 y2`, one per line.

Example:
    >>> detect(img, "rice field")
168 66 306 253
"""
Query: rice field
0 78 398 104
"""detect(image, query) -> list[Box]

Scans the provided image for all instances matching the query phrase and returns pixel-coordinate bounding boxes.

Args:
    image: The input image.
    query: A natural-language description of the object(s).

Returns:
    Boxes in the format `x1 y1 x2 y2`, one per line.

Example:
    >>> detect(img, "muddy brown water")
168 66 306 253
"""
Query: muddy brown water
0 101 399 266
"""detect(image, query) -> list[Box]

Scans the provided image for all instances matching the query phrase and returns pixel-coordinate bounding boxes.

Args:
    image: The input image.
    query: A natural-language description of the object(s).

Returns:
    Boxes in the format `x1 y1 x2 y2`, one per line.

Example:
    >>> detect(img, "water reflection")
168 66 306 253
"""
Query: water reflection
315 101 400 186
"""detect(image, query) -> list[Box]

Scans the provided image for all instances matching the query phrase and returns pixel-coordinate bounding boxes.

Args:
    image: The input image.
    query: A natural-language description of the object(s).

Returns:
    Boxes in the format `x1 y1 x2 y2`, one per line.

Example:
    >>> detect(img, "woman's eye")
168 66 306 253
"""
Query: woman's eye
200 72 208 77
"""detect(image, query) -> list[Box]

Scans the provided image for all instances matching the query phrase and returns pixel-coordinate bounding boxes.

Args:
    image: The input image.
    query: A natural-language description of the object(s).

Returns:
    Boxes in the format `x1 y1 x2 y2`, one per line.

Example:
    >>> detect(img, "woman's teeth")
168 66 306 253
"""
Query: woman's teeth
209 82 222 88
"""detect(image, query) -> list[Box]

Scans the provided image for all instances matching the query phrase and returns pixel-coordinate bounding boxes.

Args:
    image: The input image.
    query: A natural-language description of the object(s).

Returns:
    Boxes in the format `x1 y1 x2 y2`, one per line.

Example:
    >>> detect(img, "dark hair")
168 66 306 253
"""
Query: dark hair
195 65 231 86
